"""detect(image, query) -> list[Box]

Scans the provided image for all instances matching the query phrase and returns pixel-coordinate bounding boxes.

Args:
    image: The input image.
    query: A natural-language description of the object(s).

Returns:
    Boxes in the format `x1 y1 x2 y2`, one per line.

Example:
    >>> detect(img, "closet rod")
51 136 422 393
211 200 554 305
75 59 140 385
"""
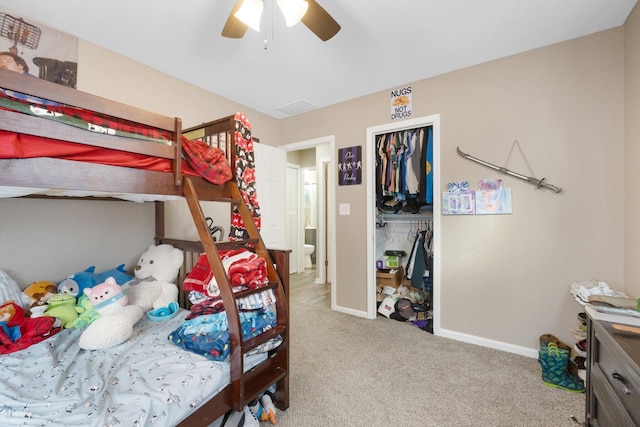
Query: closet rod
457 147 562 193
377 213 432 224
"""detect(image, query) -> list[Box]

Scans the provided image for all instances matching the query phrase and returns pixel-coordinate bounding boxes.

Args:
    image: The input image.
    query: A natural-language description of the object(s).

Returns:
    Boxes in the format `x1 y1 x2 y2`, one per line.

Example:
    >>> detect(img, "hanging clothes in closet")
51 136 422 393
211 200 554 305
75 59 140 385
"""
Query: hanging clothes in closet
406 220 434 292
375 126 433 214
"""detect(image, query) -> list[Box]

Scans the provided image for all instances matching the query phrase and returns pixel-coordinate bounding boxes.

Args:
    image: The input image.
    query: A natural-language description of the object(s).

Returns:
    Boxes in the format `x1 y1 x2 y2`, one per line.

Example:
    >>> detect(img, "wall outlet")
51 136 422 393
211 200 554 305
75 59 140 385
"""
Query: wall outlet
339 203 350 215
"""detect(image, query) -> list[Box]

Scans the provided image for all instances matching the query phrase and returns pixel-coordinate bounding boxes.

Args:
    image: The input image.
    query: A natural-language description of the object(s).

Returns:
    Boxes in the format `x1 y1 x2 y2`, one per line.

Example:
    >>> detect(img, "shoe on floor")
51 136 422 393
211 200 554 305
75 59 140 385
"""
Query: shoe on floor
573 356 586 370
539 343 585 393
574 339 587 357
539 334 571 352
539 334 578 375
577 312 586 325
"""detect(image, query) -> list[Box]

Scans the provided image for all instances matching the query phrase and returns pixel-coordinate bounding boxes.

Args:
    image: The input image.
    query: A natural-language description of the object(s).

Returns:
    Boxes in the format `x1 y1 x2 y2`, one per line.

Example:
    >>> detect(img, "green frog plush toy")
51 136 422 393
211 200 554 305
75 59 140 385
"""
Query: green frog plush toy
44 294 78 329
71 294 100 328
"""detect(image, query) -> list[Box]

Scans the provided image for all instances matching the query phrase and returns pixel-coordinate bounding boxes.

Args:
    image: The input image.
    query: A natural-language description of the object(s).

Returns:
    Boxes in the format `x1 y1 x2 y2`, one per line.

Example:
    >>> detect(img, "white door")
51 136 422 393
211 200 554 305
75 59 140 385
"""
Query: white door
253 143 286 250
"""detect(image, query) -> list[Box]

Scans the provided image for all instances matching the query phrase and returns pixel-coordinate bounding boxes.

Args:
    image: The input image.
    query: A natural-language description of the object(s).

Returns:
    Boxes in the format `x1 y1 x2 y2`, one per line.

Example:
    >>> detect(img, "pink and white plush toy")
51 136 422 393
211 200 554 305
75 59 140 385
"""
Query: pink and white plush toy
79 277 143 350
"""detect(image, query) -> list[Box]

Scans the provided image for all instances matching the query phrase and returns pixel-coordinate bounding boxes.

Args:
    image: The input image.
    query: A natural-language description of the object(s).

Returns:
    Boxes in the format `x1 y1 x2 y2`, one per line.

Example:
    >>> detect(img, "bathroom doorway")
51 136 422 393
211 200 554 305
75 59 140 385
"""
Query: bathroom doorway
281 136 336 308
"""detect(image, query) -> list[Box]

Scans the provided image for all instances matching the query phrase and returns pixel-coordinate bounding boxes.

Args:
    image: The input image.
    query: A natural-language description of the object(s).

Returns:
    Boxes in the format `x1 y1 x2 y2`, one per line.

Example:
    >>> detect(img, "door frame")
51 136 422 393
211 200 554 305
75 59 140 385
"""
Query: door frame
366 115 441 334
316 156 330 284
280 136 336 302
285 162 301 274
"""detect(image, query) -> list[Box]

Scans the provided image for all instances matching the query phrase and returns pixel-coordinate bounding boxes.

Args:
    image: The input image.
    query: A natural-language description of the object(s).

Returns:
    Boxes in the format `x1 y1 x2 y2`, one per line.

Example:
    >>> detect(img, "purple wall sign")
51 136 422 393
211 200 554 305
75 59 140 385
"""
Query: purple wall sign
338 146 362 186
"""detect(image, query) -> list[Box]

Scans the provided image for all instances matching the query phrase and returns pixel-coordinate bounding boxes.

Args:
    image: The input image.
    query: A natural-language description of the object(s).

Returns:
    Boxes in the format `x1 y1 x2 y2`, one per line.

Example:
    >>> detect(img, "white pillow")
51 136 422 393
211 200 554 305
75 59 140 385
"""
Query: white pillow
0 269 30 308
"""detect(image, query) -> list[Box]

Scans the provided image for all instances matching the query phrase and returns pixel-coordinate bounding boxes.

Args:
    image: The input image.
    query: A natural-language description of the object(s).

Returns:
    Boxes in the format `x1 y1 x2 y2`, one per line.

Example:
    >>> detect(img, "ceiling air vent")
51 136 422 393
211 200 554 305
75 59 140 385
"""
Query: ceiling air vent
277 100 316 116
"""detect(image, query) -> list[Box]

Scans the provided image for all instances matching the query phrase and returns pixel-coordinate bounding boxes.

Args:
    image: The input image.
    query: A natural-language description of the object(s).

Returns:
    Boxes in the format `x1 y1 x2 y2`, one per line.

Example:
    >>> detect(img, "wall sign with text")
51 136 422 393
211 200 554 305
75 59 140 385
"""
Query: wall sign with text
391 86 412 120
338 146 362 186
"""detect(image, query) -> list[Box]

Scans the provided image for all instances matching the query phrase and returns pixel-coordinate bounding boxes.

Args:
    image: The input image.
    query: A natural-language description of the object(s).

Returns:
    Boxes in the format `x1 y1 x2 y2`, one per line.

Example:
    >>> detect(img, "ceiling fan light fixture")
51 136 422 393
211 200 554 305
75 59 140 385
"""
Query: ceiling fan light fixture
277 0 308 27
234 0 264 32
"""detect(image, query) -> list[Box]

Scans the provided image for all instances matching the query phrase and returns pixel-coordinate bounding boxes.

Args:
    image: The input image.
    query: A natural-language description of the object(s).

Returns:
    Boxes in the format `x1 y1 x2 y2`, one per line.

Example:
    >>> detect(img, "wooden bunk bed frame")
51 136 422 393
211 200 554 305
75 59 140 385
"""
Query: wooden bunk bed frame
0 68 289 426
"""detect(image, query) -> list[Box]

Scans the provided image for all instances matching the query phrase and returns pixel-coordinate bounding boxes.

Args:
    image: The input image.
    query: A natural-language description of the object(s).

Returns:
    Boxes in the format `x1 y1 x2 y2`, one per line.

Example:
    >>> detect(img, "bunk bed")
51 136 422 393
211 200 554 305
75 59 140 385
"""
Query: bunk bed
0 68 289 426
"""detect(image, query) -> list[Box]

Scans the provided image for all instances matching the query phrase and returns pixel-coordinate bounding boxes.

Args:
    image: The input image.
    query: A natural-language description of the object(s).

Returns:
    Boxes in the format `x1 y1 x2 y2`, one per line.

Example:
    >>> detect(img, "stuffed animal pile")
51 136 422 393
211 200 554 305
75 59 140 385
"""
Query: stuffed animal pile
78 244 183 350
75 244 183 350
0 244 184 353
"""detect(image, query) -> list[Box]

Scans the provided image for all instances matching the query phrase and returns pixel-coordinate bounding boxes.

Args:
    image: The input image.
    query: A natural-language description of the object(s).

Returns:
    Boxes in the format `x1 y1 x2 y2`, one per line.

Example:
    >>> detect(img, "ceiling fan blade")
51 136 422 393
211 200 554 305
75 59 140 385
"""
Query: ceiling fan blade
222 0 249 38
301 0 341 41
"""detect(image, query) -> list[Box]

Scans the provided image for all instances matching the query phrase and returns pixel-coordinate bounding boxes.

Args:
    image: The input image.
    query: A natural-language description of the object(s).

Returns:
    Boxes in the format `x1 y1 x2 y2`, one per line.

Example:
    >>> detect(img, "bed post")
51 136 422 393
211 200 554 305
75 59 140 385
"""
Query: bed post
154 201 165 243
267 249 291 411
173 117 183 186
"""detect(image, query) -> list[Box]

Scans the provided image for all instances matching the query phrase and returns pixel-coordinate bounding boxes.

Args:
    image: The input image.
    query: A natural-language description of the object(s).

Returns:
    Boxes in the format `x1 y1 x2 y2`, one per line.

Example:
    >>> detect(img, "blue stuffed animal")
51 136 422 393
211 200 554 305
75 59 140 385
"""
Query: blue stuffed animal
57 264 132 298
95 264 132 286
57 267 100 298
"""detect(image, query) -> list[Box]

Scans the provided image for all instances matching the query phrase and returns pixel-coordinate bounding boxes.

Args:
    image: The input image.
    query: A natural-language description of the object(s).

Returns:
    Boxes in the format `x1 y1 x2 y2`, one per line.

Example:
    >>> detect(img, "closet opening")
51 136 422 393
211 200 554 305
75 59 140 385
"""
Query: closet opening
366 115 441 335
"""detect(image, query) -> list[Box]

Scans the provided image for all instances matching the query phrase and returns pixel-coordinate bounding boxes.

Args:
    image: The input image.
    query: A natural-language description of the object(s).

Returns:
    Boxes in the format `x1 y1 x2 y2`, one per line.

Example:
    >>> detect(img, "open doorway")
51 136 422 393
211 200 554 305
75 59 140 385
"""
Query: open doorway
280 136 336 310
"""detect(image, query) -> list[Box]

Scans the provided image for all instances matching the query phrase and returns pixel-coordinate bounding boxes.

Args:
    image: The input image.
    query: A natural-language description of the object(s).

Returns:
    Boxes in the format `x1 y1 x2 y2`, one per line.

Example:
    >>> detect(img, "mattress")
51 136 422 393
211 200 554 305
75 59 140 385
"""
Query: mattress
0 185 185 202
0 309 266 427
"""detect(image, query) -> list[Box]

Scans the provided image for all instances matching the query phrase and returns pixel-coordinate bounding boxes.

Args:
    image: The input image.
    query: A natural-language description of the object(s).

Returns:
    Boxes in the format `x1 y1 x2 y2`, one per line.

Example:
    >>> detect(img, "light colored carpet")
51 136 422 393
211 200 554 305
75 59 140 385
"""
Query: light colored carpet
273 299 584 427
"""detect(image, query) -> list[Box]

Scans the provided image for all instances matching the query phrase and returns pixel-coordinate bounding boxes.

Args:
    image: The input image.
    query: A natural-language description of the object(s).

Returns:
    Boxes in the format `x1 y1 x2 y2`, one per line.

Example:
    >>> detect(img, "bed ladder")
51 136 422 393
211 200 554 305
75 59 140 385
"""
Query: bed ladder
182 176 289 413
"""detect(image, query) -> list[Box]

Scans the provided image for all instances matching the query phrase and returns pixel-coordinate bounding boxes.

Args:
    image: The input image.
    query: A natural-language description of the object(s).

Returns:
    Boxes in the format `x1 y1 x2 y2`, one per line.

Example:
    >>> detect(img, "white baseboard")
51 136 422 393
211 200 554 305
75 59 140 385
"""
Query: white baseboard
333 304 371 319
438 328 538 359
329 307 539 357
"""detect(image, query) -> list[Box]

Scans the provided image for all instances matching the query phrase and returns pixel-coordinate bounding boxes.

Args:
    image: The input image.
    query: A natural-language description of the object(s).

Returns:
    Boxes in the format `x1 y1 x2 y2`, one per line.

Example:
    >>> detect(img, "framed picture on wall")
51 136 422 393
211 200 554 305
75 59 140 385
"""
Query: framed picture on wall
338 146 362 186
0 9 78 88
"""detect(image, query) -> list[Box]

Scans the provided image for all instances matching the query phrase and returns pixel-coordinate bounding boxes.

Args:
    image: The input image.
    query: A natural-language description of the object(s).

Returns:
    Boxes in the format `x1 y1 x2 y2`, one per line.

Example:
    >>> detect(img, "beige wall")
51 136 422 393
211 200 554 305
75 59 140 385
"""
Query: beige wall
280 28 627 351
2 16 635 354
625 5 640 298
77 41 282 144
0 198 156 286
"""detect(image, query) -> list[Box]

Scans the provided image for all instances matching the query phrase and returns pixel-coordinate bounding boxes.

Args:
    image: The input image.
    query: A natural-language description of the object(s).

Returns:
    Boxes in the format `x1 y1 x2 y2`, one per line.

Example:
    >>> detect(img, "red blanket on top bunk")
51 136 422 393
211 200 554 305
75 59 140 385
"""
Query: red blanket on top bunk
0 131 232 185
0 130 185 173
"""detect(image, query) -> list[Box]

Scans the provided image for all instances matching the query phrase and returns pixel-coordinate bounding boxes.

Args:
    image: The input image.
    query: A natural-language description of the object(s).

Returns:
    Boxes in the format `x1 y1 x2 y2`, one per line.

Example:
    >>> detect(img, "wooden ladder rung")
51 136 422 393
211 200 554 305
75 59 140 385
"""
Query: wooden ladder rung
214 239 260 251
243 325 286 353
233 282 277 299
242 356 288 405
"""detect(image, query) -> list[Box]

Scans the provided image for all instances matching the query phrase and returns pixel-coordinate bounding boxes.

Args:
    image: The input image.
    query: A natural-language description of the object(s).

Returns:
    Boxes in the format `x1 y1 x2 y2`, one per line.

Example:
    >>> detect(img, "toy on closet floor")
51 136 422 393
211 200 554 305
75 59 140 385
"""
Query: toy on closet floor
79 277 143 350
122 244 183 312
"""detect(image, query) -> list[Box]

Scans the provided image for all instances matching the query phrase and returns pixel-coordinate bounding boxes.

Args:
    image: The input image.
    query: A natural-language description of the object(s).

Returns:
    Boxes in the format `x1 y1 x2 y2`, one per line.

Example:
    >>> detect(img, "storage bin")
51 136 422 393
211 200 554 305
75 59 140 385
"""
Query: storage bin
376 266 404 288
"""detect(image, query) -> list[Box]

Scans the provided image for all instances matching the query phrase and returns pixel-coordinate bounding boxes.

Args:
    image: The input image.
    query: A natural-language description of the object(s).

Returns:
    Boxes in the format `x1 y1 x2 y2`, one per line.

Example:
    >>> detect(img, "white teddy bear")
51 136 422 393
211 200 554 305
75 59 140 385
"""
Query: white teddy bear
122 244 183 312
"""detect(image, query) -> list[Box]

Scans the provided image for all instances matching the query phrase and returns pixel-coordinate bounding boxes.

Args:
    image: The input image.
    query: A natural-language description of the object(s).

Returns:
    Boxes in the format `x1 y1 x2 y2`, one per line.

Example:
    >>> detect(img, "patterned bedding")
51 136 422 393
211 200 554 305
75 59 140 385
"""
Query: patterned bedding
0 88 173 144
0 309 266 427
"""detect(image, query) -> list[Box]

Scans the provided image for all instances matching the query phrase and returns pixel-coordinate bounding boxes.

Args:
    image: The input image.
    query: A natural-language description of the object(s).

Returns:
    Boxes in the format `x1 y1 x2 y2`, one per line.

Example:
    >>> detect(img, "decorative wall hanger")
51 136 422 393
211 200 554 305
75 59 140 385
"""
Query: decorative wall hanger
456 142 562 193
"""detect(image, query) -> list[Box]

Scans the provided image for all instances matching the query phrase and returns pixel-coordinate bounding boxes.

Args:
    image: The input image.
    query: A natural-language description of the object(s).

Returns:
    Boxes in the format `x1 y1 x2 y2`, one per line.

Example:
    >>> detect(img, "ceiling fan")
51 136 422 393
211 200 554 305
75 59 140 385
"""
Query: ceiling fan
222 0 341 42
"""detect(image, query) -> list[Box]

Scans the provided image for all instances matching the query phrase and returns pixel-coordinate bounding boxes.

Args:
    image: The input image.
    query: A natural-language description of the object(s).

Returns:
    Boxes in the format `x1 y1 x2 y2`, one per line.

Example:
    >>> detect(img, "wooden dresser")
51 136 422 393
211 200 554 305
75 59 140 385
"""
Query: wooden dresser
585 305 640 426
